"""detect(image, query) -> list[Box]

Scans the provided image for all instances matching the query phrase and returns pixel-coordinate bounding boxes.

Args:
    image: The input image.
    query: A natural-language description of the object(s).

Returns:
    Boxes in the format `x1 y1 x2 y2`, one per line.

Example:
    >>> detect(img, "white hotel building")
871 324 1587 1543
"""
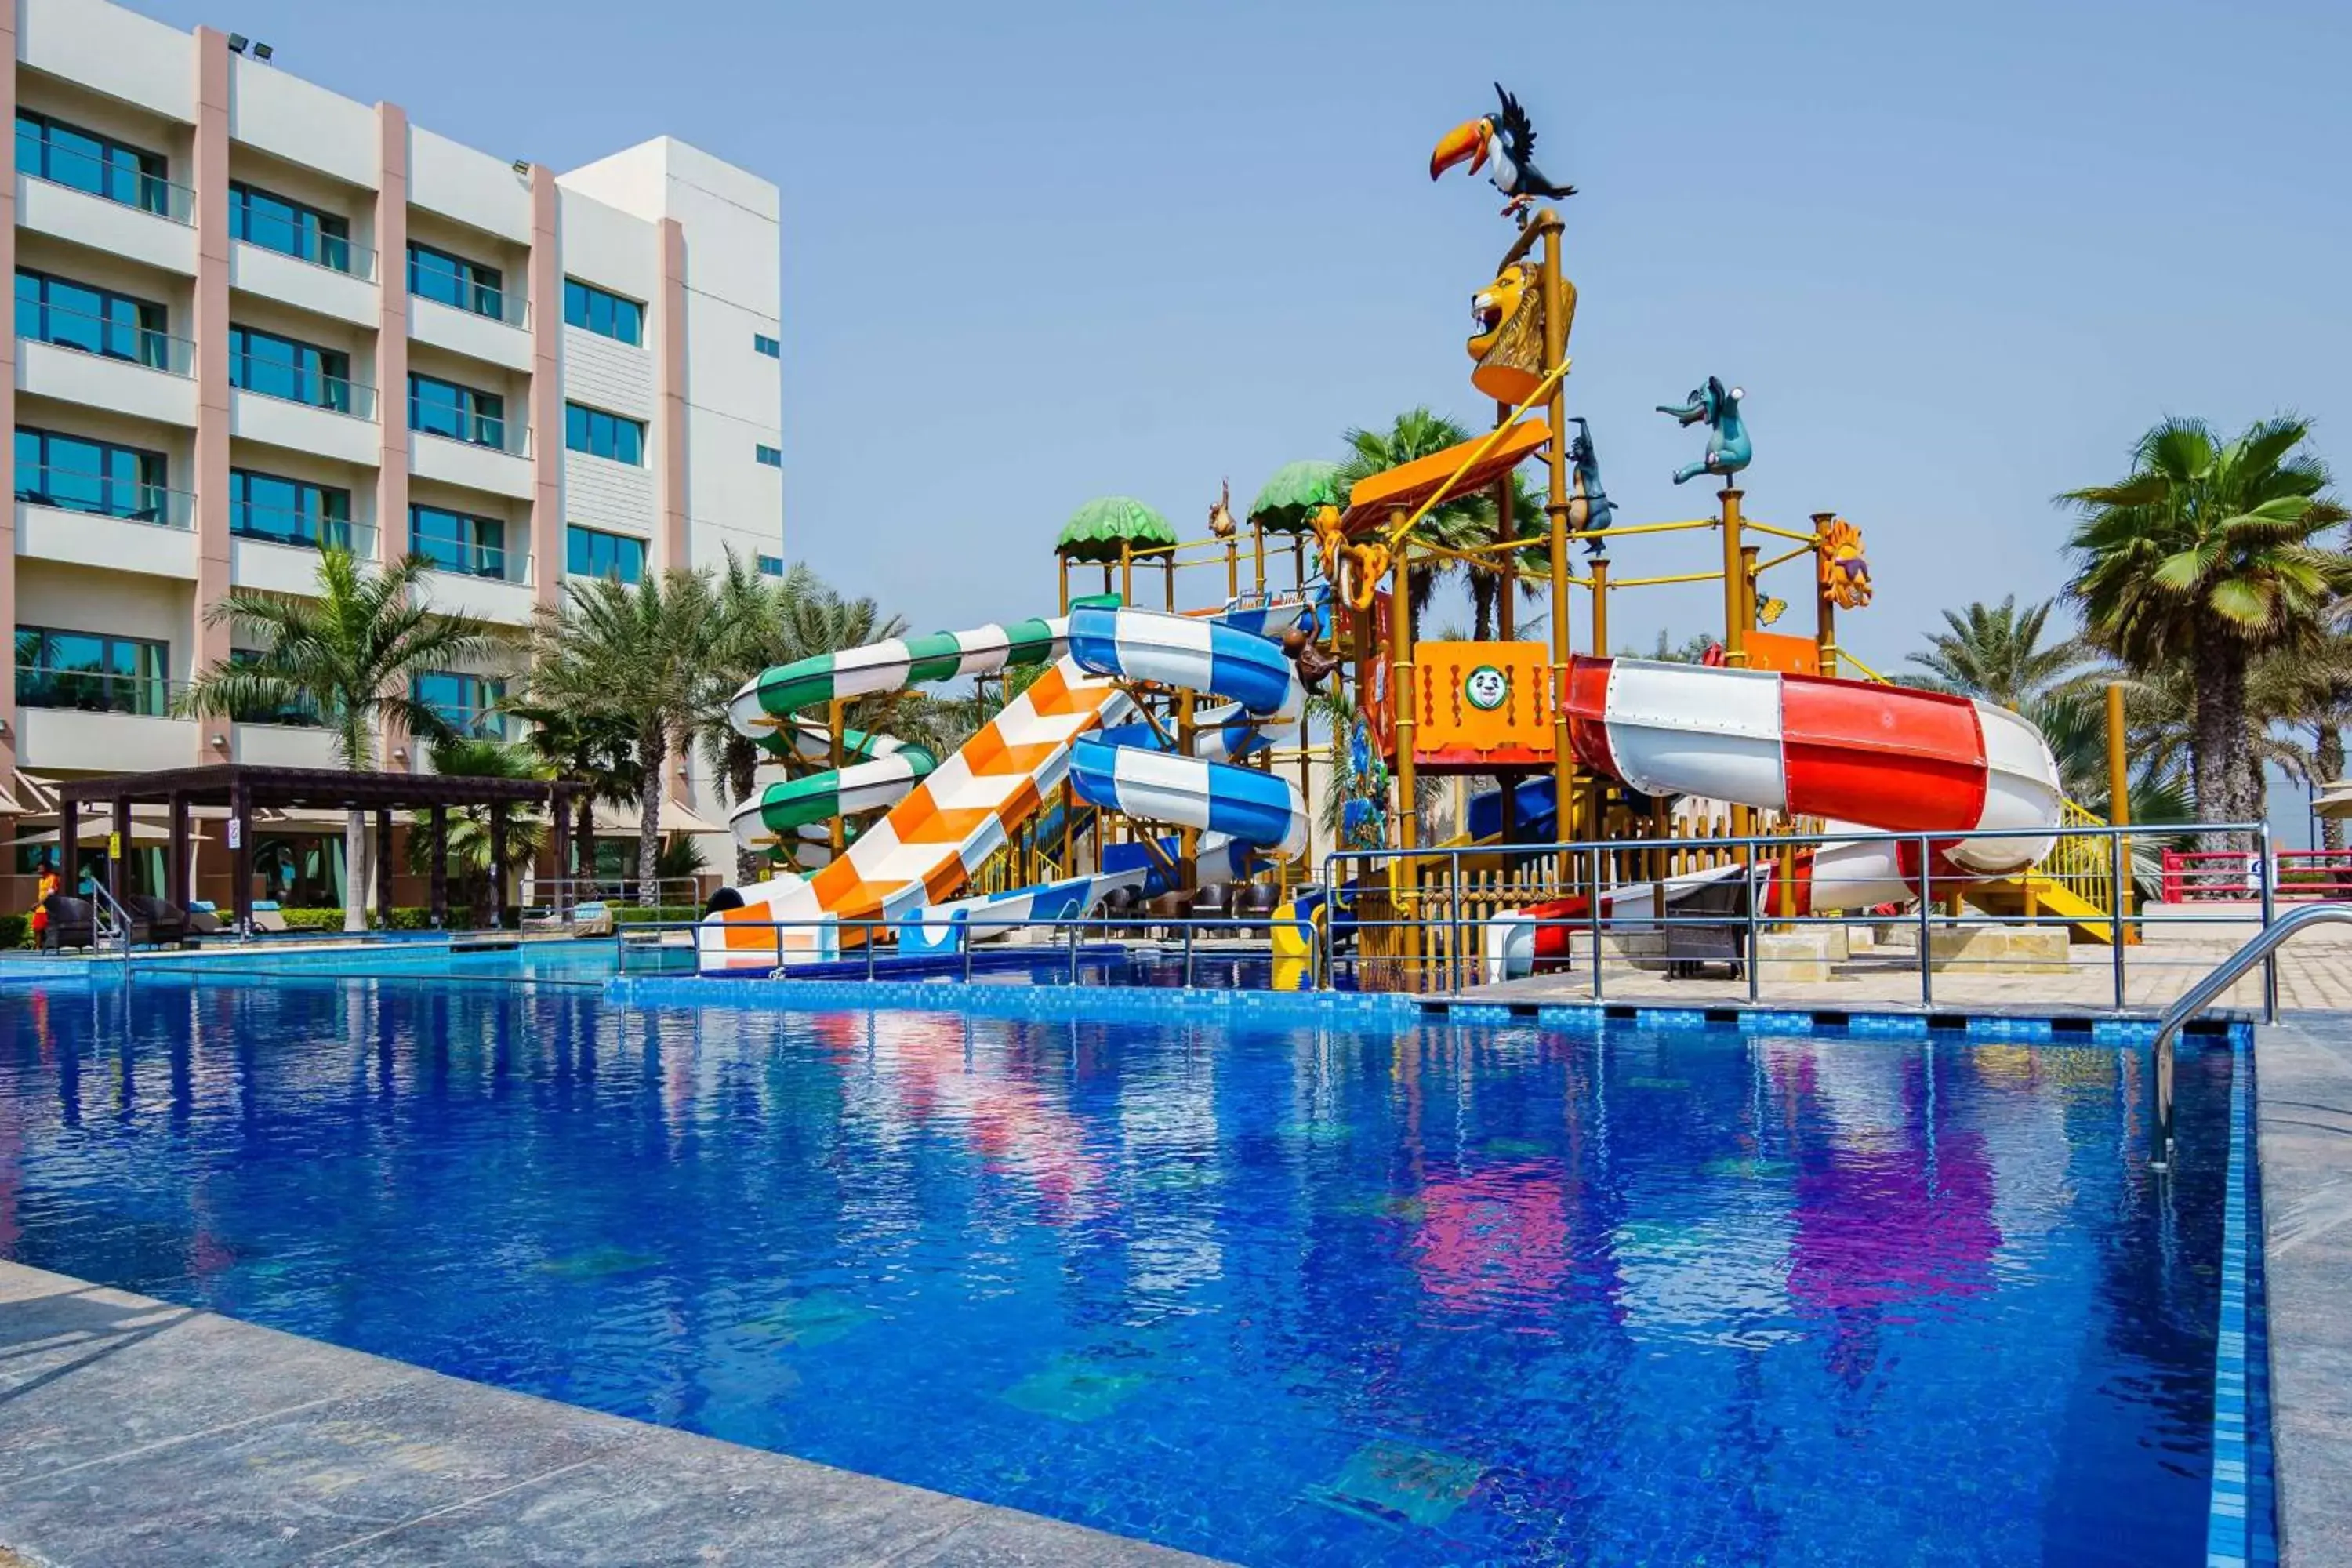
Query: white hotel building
1 0 782 900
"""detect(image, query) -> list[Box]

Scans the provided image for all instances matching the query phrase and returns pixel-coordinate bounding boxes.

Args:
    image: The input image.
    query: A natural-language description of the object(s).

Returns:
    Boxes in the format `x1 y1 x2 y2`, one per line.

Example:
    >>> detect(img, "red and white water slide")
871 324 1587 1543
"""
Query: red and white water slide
1486 657 2063 978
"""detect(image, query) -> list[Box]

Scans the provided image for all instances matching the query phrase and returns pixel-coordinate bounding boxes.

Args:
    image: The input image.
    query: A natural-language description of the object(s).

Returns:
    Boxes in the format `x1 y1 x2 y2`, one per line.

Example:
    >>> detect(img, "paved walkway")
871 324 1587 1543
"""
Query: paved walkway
0 1263 1213 1568
1446 924 2352 1015
2255 1016 2352 1568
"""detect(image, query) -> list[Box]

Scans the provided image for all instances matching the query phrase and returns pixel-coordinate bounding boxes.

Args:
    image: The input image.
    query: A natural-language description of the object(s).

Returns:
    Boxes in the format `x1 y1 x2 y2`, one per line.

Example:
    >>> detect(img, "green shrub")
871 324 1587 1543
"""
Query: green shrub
1 913 28 950
613 905 702 926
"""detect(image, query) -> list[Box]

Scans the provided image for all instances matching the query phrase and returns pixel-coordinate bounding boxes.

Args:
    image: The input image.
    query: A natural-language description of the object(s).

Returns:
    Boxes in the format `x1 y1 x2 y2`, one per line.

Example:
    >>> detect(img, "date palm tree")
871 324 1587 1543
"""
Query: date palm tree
1335 408 1497 625
527 568 719 906
2060 416 2351 851
501 692 642 891
1904 597 2090 712
179 547 501 932
406 736 546 924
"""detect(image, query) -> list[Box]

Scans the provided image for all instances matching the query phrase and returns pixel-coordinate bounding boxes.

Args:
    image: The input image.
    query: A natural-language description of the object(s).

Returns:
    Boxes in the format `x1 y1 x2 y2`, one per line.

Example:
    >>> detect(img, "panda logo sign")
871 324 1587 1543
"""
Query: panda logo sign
1464 664 1509 712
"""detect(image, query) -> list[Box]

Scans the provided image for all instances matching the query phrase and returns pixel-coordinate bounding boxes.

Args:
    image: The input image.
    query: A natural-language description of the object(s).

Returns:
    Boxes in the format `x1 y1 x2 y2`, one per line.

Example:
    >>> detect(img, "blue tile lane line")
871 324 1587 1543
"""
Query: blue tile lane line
2205 1025 2274 1567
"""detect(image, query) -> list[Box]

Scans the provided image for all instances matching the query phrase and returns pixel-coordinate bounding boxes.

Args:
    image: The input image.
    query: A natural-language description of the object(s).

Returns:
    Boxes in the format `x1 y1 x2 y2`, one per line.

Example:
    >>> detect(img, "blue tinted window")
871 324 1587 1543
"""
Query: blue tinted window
755 444 782 468
412 671 505 739
753 332 780 358
564 402 645 464
15 625 169 715
16 268 169 367
757 554 784 577
229 181 351 271
229 325 351 412
410 503 506 579
563 278 644 345
231 469 351 549
564 524 646 584
16 111 169 214
16 426 169 521
407 242 503 319
409 373 506 448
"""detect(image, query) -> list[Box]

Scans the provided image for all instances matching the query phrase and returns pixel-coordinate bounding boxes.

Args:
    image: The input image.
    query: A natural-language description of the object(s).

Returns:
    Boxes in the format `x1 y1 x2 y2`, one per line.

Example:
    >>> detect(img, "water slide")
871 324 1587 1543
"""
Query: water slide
699 606 1310 974
1483 656 2063 978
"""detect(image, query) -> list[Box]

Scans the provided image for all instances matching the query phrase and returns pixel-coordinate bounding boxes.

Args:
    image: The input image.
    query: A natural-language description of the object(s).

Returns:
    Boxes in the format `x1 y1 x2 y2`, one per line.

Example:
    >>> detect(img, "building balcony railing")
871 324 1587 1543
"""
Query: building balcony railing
18 140 194 223
412 274 529 329
413 539 530 585
230 207 377 281
230 354 378 420
14 665 180 718
230 503 379 557
412 412 531 458
16 299 194 376
16 466 194 528
430 704 514 742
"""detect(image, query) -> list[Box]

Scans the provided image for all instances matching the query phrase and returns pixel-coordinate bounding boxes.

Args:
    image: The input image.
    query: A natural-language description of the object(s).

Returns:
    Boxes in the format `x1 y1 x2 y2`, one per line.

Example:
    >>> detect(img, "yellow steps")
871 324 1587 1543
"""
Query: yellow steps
1969 873 2137 946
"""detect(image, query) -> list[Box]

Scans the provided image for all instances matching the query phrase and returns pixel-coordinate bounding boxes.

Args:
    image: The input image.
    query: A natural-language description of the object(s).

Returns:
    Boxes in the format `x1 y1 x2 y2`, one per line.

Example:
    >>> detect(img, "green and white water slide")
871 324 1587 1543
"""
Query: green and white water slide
724 614 1070 863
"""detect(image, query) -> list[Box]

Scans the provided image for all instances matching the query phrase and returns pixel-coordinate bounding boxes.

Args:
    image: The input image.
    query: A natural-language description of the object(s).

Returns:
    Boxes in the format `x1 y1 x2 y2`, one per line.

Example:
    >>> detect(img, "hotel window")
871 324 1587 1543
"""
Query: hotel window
407 242 505 320
757 554 785 578
565 402 646 465
16 269 170 368
14 626 169 716
412 671 506 739
565 524 647 585
410 503 507 579
753 332 780 358
230 325 353 412
562 278 644 346
231 470 352 550
410 372 508 450
15 427 169 522
755 445 782 468
226 648 326 727
15 111 169 215
228 180 353 272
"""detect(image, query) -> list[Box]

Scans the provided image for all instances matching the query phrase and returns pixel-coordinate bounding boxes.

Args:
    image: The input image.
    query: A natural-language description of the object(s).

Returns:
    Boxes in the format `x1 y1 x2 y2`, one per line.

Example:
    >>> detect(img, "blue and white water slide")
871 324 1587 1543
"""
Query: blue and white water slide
901 604 1311 950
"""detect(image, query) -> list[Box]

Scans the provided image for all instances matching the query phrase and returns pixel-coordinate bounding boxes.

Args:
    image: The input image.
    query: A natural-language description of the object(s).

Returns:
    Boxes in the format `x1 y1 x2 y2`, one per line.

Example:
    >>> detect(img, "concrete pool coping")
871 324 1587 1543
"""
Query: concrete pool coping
0 1261 1218 1568
2252 1015 2352 1568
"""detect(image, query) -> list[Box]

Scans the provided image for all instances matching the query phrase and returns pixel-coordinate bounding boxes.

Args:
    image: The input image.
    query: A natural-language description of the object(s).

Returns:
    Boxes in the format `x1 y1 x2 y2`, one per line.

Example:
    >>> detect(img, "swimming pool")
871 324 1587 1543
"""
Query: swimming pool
0 977 2253 1565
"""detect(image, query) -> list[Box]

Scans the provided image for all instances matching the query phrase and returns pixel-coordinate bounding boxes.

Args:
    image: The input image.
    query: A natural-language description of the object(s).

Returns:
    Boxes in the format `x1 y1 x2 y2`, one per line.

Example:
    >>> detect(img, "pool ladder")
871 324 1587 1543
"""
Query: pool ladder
2149 902 2352 1171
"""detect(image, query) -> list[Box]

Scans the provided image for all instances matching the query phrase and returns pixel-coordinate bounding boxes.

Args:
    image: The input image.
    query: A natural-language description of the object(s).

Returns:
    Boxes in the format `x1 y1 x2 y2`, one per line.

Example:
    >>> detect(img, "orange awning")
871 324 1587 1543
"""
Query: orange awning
1338 419 1553 536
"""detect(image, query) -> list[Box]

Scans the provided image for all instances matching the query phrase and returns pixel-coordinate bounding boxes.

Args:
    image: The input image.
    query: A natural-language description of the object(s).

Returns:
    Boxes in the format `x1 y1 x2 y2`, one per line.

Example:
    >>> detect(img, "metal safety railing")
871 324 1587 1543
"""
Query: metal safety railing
2147 902 2352 1171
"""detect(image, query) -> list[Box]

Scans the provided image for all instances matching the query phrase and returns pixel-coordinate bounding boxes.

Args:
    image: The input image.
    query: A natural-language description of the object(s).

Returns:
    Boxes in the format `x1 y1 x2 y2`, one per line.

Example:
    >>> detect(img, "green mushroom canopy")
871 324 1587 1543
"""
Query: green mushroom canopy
1054 496 1178 564
1246 461 1344 534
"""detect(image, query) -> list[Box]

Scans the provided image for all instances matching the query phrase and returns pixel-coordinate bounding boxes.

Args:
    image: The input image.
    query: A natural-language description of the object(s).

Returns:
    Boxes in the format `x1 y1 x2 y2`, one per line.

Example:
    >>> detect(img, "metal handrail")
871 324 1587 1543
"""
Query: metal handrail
83 880 136 971
2147 902 2352 1171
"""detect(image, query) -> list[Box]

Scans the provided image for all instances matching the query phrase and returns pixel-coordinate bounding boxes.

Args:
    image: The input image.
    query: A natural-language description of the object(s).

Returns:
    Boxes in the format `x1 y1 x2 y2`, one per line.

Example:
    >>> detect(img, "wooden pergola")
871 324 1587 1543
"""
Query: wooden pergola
56 764 584 933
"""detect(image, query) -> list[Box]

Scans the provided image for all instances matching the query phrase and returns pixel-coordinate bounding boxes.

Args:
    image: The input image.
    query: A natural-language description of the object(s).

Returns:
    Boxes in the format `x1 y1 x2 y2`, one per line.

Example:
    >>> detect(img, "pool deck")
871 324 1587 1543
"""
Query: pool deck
0 1262 1217 1568
2255 1014 2352 1568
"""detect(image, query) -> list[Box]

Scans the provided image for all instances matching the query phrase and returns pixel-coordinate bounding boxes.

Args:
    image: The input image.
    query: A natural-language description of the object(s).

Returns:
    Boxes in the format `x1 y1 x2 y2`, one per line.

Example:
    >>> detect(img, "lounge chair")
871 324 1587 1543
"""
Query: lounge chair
1664 876 1749 980
39 894 96 951
122 895 190 948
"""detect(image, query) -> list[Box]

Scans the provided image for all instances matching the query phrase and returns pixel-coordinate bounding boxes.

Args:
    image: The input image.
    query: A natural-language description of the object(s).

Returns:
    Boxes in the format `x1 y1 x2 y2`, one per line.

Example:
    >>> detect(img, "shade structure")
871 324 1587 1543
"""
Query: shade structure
1054 496 1176 564
2314 780 2352 818
590 795 731 837
1338 419 1553 535
1246 460 1344 535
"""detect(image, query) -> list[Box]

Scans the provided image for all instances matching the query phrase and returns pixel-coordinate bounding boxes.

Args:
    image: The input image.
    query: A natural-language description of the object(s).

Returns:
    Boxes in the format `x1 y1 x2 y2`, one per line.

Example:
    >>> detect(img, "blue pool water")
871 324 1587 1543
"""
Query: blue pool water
0 978 2239 1565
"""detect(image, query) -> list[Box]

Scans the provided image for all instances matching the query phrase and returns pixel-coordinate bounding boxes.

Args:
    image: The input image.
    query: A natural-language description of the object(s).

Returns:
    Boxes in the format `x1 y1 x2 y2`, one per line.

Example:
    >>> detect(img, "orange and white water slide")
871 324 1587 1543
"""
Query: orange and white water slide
1488 657 2064 978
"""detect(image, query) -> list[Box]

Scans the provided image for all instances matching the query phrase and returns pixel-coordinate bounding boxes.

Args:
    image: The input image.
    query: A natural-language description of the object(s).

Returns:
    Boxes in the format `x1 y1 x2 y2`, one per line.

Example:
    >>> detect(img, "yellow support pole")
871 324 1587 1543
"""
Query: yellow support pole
1058 556 1070 616
2107 681 2134 920
1811 511 1838 678
1590 556 1610 657
1252 517 1265 596
1540 211 1573 887
1120 542 1133 608
1720 488 1751 849
1390 526 1421 984
1226 539 1239 601
1496 397 1517 641
827 699 847 859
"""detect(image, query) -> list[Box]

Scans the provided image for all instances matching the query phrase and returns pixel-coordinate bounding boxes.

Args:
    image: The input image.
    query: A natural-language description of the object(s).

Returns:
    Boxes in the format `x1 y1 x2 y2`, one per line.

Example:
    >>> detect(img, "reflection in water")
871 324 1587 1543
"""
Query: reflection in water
0 979 2235 1568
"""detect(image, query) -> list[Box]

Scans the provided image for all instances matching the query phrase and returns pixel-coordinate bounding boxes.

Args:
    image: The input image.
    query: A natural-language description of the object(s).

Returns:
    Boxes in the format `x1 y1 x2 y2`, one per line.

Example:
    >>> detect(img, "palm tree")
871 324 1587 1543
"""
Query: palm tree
527 568 718 906
2247 634 2352 851
407 736 546 924
1904 597 2090 711
501 693 642 892
179 548 501 932
1334 408 1496 625
2060 416 2352 851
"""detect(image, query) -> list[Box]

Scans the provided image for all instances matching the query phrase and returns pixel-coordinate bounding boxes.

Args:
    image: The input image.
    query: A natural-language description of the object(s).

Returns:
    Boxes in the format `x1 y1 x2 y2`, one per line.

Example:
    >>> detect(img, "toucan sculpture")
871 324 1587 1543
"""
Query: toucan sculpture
1430 84 1578 217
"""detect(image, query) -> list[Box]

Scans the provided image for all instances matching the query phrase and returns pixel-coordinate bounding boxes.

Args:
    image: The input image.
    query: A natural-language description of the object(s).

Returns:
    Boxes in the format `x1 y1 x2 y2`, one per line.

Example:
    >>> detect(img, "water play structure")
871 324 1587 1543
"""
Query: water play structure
698 84 2117 982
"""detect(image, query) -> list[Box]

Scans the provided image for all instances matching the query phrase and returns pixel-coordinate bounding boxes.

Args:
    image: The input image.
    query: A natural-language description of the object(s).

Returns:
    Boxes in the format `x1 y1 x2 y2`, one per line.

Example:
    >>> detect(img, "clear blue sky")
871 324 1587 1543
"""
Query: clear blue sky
138 0 2352 832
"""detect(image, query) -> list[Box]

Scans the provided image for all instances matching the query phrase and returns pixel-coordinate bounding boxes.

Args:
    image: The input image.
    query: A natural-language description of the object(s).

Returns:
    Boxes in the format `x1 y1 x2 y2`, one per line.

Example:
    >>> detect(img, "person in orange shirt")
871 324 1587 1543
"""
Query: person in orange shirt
31 854 60 946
